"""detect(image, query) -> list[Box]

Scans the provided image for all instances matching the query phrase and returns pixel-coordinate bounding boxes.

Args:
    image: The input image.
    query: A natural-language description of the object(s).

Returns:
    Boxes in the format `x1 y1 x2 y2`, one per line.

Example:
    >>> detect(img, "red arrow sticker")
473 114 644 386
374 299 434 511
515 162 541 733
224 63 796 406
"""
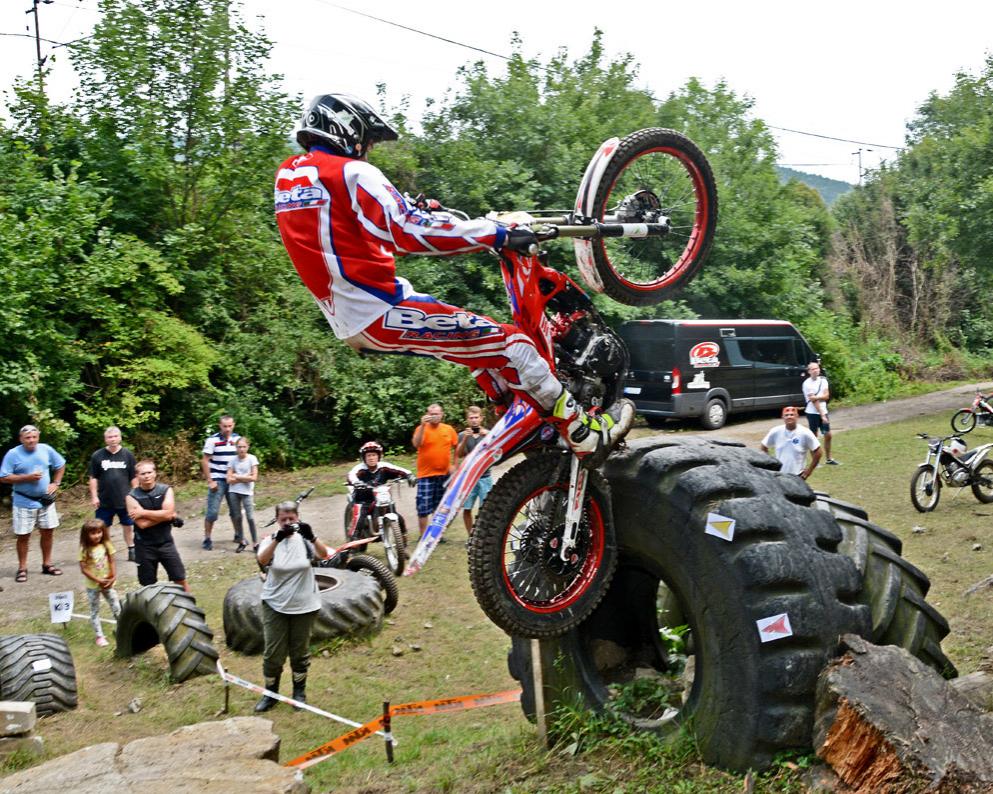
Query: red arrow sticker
756 612 793 643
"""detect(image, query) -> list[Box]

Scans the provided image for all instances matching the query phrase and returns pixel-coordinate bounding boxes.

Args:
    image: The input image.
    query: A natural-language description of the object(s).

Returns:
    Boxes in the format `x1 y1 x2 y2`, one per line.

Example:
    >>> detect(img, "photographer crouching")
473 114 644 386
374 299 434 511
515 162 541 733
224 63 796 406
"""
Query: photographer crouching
254 501 329 712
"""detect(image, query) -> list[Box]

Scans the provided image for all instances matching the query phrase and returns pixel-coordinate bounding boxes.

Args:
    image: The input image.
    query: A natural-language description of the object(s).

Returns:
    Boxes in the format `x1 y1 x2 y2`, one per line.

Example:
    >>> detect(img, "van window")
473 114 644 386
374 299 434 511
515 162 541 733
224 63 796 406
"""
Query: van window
620 325 674 371
737 338 799 367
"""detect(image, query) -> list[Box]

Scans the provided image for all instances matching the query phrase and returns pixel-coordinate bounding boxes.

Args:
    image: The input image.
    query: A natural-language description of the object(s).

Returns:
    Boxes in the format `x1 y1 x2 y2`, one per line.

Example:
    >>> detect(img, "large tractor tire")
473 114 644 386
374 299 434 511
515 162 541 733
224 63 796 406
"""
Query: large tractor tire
346 554 400 615
115 583 219 682
814 494 956 677
509 436 872 771
223 570 384 655
507 437 956 771
0 634 78 715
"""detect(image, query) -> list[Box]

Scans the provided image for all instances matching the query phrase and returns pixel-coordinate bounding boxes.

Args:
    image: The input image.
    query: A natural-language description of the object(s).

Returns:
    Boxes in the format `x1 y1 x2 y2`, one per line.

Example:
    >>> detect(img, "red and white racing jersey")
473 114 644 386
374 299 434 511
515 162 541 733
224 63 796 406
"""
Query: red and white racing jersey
274 148 507 339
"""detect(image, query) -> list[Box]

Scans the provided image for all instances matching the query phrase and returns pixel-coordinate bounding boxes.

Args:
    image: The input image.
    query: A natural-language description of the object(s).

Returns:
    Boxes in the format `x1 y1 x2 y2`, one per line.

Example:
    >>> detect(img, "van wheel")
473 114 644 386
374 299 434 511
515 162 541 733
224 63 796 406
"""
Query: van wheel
700 398 727 430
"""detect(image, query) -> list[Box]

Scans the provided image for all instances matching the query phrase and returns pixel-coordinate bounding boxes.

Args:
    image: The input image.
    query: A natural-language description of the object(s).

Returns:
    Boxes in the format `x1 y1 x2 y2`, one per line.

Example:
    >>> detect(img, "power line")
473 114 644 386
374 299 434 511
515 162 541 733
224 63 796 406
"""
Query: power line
0 31 65 45
311 0 906 152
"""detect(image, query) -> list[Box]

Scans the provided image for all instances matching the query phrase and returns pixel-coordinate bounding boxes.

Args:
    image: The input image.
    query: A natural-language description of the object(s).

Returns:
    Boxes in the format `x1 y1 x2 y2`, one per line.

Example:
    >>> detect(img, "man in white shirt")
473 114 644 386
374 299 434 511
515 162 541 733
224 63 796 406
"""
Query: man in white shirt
802 362 838 465
760 406 822 479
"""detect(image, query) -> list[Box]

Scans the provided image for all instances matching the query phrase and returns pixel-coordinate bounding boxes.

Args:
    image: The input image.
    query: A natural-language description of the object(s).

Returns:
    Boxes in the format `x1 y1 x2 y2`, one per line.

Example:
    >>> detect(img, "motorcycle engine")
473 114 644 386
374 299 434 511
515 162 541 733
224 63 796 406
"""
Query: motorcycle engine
949 468 972 486
554 316 628 408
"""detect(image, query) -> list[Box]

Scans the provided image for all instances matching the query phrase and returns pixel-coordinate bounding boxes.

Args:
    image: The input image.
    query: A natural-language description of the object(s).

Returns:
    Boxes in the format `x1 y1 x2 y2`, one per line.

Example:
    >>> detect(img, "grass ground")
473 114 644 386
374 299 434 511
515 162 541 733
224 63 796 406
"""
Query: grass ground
1 408 991 792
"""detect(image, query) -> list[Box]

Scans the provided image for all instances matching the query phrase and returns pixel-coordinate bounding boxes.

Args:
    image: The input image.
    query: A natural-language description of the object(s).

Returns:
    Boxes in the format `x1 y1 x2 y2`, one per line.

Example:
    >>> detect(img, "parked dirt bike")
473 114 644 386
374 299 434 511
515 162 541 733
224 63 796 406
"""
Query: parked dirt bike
951 391 993 433
344 479 410 576
910 432 993 512
404 128 719 639
262 487 399 613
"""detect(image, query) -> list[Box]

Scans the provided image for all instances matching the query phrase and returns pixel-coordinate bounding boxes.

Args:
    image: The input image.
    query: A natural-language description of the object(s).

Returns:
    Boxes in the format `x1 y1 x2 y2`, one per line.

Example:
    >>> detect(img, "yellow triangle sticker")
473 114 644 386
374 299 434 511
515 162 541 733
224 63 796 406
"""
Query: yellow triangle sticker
704 512 736 542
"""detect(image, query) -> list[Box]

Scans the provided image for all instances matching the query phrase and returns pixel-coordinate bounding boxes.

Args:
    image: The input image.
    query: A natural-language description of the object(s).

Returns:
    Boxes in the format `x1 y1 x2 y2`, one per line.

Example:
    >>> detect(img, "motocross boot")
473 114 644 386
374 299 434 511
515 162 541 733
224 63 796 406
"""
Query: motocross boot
291 674 307 711
550 389 636 467
254 676 280 713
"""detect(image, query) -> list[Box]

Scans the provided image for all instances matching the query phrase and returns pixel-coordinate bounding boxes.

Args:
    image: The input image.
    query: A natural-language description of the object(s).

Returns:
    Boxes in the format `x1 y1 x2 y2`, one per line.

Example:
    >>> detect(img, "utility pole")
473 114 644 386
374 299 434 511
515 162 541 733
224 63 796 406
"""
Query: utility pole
25 0 54 97
851 147 873 186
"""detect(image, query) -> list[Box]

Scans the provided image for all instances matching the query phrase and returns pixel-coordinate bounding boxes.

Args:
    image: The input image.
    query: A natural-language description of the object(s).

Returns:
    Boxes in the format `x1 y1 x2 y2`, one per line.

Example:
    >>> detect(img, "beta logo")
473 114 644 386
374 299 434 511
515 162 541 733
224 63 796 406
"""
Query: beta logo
274 183 328 212
689 341 721 368
384 308 497 341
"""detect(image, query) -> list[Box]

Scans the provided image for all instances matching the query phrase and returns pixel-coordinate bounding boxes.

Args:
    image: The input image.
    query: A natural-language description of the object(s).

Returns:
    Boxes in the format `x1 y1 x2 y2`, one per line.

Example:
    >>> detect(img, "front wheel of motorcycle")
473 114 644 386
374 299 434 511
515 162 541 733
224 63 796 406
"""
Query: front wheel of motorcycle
910 465 941 512
951 409 977 434
468 454 616 638
589 128 718 306
381 517 407 576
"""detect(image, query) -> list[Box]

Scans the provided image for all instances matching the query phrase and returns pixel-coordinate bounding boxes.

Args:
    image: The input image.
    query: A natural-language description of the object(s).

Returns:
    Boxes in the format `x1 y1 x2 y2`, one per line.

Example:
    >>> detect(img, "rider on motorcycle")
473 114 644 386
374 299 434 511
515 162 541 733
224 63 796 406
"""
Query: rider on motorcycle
274 94 634 463
346 441 413 539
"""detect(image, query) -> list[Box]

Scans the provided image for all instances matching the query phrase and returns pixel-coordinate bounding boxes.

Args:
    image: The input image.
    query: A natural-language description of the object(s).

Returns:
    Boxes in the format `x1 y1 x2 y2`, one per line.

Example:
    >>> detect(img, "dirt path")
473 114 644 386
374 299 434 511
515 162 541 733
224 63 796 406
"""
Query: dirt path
2 380 990 623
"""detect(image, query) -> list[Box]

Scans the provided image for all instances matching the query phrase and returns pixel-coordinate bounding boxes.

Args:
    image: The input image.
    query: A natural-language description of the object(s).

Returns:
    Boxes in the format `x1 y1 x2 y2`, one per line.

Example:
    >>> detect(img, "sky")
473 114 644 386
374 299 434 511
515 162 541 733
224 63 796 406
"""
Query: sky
2 0 992 184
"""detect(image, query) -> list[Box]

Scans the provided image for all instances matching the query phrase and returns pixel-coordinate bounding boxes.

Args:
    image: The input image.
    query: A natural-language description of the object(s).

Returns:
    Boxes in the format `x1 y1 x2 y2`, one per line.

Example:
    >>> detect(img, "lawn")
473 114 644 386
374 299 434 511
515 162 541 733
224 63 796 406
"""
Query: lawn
1 409 989 793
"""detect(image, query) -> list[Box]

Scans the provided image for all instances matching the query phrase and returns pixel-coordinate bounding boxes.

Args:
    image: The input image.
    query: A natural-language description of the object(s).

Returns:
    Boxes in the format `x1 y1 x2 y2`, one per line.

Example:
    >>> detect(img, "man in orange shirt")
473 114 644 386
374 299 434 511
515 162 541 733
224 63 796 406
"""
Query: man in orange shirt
412 403 458 537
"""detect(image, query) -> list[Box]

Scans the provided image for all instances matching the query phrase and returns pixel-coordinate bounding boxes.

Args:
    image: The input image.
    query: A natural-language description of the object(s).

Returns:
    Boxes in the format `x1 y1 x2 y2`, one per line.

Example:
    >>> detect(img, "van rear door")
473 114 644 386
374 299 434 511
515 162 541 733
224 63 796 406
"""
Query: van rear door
619 322 674 408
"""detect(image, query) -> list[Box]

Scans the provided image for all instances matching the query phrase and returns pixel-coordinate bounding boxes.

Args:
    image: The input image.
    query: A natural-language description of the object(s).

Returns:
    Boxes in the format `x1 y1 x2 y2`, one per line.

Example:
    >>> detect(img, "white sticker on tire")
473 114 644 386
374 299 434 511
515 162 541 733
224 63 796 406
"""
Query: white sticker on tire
32 658 53 672
756 613 793 643
704 512 736 542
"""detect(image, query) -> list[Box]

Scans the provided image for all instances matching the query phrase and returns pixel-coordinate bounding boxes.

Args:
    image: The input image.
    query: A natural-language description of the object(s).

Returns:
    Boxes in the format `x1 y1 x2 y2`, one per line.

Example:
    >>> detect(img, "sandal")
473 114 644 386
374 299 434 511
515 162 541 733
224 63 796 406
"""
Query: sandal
41 564 63 576
15 569 27 583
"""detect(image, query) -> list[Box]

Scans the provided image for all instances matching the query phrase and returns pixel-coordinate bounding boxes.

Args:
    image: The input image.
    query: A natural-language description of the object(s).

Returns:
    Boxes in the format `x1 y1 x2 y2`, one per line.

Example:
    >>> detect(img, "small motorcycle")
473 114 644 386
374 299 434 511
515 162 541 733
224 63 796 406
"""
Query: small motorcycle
951 392 993 434
910 433 993 512
263 487 399 613
343 479 410 576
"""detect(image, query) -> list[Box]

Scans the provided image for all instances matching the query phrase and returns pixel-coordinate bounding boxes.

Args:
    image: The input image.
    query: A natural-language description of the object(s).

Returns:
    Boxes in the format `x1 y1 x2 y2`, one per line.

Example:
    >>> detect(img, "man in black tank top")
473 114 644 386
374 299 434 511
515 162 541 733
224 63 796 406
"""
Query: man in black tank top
125 460 189 592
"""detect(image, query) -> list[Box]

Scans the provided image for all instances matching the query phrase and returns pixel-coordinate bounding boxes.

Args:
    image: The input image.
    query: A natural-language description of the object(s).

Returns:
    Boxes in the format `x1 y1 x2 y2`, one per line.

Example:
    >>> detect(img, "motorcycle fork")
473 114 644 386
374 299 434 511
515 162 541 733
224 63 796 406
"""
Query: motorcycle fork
560 455 589 561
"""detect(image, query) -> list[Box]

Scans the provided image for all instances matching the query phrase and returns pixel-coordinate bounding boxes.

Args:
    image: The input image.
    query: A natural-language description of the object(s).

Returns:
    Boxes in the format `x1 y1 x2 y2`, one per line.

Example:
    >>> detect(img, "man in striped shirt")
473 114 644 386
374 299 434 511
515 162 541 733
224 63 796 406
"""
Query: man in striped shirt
200 415 241 550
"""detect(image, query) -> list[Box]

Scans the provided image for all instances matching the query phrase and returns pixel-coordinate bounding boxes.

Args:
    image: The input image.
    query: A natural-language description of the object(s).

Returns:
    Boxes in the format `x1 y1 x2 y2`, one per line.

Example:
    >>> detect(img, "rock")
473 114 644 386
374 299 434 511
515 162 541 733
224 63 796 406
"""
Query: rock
423 622 433 629
814 635 993 793
965 575 993 596
391 645 404 657
941 553 950 563
0 701 37 737
0 733 44 759
0 717 308 793
973 544 984 552
408 643 421 652
911 526 926 534
127 698 142 714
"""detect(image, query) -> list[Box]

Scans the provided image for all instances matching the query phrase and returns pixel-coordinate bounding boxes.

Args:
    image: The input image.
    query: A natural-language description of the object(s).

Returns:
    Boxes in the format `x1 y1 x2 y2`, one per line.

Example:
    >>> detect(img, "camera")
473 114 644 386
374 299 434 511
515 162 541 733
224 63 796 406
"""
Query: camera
286 522 300 533
472 426 480 434
171 516 185 528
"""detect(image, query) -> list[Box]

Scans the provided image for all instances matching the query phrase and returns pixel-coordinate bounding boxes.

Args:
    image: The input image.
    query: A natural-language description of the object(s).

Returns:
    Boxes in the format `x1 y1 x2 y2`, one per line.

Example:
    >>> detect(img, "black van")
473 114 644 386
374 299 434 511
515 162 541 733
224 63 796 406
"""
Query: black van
618 319 817 430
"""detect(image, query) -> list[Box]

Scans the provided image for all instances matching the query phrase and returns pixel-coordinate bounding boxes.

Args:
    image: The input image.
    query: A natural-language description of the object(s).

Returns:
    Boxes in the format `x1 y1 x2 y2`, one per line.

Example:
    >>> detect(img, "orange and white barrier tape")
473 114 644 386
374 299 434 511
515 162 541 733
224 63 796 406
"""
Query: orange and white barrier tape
216 660 388 739
285 688 522 771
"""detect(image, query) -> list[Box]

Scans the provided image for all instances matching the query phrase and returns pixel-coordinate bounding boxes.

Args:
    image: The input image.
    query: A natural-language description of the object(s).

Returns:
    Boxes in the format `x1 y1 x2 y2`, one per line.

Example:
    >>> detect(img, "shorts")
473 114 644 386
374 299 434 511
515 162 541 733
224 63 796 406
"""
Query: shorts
135 540 186 585
12 505 59 535
95 506 134 527
205 480 230 522
464 474 494 510
806 413 831 436
416 475 449 517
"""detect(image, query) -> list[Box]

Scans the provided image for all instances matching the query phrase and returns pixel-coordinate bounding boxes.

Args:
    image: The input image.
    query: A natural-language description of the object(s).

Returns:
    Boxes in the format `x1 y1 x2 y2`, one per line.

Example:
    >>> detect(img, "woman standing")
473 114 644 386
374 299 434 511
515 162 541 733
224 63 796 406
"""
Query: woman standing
254 501 328 712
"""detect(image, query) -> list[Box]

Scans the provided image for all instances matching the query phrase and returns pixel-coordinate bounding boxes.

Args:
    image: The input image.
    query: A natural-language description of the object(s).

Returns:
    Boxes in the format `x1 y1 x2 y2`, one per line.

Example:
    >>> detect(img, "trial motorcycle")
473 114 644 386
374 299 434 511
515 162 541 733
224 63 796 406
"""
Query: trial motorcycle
343 477 411 576
951 391 993 434
404 128 718 639
910 433 993 512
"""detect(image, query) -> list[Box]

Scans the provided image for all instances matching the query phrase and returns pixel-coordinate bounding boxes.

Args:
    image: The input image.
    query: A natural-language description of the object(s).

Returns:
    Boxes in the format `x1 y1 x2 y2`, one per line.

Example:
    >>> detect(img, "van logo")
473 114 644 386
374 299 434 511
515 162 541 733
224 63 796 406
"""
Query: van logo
689 341 721 368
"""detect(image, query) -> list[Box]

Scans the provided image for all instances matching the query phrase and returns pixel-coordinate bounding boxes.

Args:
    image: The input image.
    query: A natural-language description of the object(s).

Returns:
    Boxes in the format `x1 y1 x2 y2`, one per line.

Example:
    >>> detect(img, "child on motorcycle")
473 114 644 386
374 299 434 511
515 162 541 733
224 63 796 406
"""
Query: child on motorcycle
346 441 414 540
274 94 634 464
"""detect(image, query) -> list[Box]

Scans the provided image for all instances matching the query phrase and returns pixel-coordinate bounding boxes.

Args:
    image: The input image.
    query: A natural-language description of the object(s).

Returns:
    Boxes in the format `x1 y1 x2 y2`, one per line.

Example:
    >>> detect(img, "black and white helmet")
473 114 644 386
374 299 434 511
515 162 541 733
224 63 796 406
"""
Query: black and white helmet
297 94 399 157
359 440 384 459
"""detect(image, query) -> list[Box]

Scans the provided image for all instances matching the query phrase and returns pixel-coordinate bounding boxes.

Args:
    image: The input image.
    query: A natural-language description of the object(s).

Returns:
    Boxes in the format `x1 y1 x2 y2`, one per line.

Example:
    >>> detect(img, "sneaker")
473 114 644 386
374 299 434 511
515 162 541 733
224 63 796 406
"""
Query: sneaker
826 458 840 466
127 546 136 563
202 537 213 551
235 541 248 554
95 636 109 647
551 392 636 465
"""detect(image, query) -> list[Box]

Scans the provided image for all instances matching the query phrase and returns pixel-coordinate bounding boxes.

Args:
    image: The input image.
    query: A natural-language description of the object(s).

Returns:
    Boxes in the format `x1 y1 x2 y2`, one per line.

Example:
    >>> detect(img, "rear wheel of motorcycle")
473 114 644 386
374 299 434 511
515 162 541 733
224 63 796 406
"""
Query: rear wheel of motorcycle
382 517 407 576
468 454 616 639
507 437 870 771
589 128 718 306
910 465 941 512
971 459 993 503
347 554 400 614
951 409 977 434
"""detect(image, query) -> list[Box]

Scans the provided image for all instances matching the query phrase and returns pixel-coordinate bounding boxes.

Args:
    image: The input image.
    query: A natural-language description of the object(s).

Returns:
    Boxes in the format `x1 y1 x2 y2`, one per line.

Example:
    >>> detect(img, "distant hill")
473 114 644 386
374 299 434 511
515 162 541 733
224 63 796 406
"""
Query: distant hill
775 166 853 206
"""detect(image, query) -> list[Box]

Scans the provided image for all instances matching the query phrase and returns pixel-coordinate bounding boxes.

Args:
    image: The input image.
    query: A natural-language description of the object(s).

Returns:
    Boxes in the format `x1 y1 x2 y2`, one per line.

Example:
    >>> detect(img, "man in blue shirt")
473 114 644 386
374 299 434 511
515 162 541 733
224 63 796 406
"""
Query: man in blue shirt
0 425 67 583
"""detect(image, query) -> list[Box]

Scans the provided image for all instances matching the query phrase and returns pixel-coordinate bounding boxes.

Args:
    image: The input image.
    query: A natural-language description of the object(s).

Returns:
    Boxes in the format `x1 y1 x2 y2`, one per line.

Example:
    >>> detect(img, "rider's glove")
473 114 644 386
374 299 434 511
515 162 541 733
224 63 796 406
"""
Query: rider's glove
411 193 442 212
503 227 539 255
274 525 295 542
406 473 417 488
297 522 315 542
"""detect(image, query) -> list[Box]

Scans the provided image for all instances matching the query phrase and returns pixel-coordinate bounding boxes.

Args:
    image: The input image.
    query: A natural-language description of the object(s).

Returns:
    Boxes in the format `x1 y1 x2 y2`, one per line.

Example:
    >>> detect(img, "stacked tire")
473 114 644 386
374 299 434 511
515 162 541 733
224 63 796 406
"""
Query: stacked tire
224 570 384 655
0 634 77 715
506 436 956 771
